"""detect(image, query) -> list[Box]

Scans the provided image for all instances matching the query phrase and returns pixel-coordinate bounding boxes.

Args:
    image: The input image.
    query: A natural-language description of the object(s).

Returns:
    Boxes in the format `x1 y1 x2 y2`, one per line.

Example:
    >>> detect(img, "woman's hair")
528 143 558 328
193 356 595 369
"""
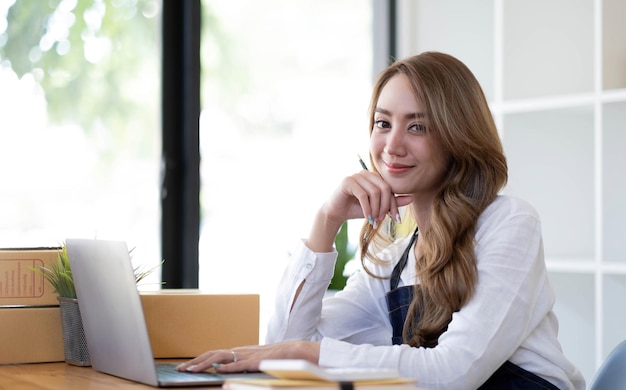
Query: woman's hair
359 52 508 347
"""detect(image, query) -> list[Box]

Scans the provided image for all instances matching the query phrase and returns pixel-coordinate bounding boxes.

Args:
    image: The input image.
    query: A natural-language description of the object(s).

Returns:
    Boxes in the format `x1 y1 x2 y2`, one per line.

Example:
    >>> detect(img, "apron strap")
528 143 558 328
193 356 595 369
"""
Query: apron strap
389 228 419 290
386 228 419 345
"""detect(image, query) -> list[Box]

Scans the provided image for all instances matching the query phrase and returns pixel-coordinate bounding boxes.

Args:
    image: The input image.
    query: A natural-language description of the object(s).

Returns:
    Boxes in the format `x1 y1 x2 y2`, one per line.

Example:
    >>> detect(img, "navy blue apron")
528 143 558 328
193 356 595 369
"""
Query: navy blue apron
384 229 558 389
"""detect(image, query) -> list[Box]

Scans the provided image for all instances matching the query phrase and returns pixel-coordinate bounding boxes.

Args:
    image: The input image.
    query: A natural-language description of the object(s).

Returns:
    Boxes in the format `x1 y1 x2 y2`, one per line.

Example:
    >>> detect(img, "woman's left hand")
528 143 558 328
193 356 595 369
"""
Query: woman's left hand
176 340 320 373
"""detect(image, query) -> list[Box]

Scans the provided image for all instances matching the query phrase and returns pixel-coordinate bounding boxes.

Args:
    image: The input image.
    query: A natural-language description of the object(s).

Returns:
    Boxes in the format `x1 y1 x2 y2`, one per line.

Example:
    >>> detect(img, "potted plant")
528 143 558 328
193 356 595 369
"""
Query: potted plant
37 245 89 366
37 243 162 366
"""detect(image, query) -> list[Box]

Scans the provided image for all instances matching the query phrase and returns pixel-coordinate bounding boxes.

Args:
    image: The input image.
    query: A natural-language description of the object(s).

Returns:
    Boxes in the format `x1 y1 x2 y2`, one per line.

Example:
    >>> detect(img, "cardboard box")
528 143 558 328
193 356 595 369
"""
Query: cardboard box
0 290 260 364
0 248 62 307
140 290 260 358
0 306 64 364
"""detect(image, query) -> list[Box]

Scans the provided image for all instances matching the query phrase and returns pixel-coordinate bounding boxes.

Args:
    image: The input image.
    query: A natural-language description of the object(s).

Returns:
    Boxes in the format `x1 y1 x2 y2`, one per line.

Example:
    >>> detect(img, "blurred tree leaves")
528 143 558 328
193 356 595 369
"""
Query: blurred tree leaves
0 0 160 157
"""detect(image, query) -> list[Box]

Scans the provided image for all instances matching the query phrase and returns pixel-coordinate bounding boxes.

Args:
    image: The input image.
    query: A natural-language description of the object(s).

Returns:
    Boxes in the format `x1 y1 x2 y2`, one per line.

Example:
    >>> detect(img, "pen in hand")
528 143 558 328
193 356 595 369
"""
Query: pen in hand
358 154 402 225
357 154 377 227
358 154 369 171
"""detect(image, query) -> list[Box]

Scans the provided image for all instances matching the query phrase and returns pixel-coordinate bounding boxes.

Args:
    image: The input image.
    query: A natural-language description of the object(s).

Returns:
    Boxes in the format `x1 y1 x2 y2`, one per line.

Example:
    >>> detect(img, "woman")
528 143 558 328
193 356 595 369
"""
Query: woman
178 52 585 389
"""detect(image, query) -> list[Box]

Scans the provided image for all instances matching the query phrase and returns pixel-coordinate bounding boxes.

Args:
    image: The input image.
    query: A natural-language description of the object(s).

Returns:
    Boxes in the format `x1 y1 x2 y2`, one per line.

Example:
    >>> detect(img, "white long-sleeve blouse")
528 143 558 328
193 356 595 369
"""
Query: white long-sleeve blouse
265 195 585 390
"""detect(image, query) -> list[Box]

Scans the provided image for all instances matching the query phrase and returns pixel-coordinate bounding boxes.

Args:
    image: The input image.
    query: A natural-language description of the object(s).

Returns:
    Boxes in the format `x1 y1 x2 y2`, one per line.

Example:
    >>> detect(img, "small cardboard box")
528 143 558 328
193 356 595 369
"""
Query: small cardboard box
140 290 260 358
0 248 61 307
0 306 64 364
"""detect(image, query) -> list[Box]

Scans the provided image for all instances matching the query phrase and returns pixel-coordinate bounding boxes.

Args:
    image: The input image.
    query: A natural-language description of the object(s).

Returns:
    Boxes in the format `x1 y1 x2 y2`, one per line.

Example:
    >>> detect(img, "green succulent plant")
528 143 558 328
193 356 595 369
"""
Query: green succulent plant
38 246 77 298
36 243 163 299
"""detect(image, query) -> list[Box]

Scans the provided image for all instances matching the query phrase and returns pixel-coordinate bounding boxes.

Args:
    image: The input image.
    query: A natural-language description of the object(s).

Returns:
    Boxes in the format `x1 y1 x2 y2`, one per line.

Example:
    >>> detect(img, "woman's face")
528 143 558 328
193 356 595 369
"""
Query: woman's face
370 74 448 201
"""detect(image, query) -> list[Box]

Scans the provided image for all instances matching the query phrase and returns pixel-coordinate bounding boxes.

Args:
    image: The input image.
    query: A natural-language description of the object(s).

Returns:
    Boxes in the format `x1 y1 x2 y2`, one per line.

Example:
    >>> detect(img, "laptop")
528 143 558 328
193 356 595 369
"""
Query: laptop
65 238 271 387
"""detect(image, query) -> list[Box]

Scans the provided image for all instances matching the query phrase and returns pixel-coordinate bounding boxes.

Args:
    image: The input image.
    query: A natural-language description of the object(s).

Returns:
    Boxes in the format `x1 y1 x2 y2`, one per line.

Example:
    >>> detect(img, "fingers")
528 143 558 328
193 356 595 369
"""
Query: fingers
215 348 257 373
176 341 320 374
176 347 262 374
346 171 407 226
176 349 243 373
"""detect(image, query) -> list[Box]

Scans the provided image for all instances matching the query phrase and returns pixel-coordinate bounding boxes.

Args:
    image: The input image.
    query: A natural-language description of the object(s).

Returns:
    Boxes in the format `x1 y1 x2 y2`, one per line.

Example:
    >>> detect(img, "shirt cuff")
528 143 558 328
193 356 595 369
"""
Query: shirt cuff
320 338 401 370
292 239 338 282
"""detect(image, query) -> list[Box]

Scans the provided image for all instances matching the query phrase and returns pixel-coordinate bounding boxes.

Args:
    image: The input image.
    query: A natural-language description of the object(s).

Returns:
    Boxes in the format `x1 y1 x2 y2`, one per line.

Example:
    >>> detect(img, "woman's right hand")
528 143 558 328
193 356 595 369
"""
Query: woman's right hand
306 171 413 252
327 170 412 225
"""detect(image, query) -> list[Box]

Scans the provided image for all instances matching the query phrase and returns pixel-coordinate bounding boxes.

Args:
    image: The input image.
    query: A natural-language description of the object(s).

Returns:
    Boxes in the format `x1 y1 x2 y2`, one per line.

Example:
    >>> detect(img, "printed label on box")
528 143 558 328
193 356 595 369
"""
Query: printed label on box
0 259 45 298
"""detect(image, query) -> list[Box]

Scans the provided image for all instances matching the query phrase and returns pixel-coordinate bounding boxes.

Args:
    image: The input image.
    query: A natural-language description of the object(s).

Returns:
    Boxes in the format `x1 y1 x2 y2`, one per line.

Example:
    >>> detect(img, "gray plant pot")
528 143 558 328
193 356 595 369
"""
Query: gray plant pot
57 297 90 366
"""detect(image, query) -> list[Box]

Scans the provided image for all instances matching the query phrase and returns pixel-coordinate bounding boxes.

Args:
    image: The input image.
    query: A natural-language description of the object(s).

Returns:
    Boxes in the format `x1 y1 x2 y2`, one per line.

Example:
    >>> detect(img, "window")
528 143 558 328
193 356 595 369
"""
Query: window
0 0 162 285
199 0 373 332
1 0 375 327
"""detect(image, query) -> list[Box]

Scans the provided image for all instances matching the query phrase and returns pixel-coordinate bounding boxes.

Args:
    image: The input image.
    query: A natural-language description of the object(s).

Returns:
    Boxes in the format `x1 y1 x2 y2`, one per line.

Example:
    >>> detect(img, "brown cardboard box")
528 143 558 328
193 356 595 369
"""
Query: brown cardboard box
0 248 62 307
0 290 260 364
140 290 260 358
0 306 64 364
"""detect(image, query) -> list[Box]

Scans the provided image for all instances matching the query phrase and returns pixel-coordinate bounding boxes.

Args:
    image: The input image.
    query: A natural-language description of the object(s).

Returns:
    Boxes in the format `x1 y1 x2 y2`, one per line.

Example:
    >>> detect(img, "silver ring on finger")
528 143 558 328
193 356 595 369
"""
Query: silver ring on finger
231 350 238 363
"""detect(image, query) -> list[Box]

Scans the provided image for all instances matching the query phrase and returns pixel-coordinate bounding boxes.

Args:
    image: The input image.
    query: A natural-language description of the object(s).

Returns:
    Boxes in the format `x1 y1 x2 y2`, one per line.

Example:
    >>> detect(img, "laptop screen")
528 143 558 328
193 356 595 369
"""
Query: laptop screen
66 239 160 386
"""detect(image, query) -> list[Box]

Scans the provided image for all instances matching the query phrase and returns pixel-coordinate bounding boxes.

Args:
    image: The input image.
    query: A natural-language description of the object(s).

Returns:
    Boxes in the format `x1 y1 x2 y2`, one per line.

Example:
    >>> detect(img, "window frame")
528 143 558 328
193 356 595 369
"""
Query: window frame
159 0 396 287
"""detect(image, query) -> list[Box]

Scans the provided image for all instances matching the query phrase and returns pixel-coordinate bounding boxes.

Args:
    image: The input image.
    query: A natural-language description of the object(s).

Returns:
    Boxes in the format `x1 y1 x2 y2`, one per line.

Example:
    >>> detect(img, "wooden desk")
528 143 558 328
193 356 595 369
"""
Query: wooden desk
0 361 223 389
0 362 425 390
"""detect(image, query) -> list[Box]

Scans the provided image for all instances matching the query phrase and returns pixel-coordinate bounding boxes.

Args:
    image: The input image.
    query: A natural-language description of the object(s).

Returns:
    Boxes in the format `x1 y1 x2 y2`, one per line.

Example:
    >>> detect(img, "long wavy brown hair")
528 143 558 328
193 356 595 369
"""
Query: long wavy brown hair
360 52 508 347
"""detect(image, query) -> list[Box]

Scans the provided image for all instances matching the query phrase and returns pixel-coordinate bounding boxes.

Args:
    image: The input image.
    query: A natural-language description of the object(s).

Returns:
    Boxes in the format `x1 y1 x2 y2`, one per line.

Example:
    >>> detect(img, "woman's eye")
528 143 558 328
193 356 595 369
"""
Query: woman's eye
409 123 426 133
374 120 390 129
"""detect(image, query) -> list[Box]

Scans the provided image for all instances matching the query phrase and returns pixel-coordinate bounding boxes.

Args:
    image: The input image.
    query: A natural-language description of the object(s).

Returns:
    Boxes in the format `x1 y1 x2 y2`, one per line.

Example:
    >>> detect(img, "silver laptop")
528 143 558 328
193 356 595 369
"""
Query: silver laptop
65 238 270 387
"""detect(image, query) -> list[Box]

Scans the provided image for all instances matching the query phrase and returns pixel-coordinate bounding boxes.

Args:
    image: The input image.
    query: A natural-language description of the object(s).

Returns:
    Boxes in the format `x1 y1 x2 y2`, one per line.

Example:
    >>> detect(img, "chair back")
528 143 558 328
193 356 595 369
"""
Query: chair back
588 340 626 390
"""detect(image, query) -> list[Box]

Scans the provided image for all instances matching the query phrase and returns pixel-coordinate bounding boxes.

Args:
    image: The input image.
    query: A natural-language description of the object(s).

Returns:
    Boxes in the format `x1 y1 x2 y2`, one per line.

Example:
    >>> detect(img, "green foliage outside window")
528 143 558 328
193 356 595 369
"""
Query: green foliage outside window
0 0 158 156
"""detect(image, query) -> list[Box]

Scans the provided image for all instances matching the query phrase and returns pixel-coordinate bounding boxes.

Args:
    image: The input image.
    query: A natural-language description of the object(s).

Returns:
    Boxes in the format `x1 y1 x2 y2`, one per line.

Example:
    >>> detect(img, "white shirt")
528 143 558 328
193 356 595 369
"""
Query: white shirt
266 195 586 390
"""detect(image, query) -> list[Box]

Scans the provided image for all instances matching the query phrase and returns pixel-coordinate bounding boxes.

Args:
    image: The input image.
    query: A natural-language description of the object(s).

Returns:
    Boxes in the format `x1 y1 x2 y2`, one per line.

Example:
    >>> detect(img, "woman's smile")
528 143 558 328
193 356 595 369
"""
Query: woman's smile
383 160 414 175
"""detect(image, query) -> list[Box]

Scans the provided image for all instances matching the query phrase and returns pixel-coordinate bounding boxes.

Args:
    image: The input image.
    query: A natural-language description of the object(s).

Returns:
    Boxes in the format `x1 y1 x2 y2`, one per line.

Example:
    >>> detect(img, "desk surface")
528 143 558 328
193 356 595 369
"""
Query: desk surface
0 361 426 390
0 361 223 389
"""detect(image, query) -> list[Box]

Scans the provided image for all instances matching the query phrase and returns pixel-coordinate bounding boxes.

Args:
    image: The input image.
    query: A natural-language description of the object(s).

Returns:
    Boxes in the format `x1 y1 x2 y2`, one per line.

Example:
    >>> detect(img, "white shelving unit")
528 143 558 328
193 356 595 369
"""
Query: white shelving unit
396 0 626 383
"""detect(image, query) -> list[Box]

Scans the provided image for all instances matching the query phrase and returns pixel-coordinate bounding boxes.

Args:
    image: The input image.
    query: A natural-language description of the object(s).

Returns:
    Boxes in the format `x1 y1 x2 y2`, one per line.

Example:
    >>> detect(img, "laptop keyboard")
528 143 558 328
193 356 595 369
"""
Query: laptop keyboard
156 363 223 383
